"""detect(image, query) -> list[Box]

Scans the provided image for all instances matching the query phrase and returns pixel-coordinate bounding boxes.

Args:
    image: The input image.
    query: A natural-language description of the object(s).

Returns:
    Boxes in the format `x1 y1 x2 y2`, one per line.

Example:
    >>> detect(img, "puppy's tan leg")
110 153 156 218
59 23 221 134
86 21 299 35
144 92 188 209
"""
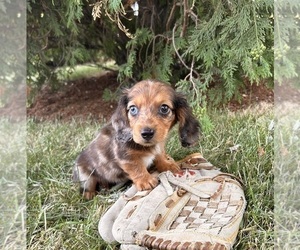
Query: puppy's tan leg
121 163 158 191
73 165 98 200
154 154 180 173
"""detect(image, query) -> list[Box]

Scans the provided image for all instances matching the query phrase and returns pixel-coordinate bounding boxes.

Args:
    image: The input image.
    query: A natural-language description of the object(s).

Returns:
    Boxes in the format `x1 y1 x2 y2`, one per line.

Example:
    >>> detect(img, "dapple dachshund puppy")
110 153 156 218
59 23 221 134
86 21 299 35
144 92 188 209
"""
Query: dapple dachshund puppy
73 80 200 199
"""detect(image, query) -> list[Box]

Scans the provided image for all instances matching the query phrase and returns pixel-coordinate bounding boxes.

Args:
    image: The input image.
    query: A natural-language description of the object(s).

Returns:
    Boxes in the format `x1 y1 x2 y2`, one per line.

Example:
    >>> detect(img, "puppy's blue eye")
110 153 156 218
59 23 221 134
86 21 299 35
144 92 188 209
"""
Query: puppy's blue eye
159 104 170 115
129 105 139 116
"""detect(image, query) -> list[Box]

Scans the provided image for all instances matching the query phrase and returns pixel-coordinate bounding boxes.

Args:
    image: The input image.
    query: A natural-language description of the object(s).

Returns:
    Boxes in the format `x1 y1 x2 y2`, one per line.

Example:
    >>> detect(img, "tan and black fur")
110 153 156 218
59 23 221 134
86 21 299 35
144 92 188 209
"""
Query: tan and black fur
73 80 200 199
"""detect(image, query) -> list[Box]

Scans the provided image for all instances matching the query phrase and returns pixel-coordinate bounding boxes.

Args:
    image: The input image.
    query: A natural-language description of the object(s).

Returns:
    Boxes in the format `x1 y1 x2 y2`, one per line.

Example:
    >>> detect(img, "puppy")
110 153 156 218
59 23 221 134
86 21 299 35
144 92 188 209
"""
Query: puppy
73 80 200 199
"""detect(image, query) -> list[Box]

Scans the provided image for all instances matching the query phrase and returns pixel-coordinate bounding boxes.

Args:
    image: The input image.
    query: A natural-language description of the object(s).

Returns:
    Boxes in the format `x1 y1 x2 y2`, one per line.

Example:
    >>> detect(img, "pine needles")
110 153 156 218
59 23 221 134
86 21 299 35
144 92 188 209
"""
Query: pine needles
27 0 275 107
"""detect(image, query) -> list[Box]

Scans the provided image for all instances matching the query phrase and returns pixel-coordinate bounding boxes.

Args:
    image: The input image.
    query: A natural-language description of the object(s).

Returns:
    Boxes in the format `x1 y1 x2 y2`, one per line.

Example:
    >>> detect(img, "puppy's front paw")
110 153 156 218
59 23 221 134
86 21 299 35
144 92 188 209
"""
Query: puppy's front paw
155 155 180 173
82 190 96 200
167 162 181 173
135 174 158 191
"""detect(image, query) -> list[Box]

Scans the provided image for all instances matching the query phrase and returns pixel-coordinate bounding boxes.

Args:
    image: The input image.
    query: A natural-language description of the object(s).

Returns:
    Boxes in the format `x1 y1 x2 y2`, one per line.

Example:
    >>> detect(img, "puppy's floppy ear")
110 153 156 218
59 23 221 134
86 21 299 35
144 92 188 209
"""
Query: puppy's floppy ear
174 93 200 147
111 94 132 143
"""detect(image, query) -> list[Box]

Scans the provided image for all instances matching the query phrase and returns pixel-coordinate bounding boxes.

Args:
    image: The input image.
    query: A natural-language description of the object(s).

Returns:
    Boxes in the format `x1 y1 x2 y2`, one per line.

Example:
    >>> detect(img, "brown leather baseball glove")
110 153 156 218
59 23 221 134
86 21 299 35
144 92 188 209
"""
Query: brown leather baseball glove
99 153 246 250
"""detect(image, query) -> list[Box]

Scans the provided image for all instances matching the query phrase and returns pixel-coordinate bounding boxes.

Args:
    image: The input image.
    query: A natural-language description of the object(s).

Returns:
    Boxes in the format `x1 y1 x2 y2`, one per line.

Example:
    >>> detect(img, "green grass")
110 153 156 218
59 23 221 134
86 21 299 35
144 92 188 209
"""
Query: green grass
274 104 300 249
56 61 118 82
27 107 274 249
0 119 26 249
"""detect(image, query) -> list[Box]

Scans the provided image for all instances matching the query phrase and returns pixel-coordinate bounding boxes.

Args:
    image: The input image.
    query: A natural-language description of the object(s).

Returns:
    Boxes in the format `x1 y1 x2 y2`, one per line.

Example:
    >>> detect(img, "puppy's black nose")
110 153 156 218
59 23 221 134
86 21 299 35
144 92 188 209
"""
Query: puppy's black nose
141 128 155 141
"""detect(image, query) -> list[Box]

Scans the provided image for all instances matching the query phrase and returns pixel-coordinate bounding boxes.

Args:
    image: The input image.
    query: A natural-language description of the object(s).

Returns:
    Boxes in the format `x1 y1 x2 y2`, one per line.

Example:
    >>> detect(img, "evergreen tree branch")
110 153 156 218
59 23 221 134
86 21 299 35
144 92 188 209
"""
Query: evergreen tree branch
181 0 189 37
172 24 199 79
166 0 177 31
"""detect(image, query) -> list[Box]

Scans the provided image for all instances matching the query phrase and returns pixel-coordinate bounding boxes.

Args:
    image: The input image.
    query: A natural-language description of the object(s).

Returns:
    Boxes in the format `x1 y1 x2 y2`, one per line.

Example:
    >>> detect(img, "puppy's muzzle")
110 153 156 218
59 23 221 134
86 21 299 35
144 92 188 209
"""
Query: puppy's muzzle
141 127 155 141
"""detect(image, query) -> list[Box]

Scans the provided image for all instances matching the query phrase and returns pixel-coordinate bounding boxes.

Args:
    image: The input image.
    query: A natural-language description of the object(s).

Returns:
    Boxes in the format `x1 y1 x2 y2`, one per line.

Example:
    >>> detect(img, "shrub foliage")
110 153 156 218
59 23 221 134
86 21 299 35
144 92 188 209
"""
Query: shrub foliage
274 1 300 84
27 0 274 106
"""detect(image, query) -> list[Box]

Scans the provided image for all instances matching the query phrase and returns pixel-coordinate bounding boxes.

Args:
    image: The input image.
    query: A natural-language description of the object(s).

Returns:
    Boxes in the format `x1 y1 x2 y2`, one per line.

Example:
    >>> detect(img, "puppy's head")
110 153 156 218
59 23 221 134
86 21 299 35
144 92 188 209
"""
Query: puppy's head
112 80 200 147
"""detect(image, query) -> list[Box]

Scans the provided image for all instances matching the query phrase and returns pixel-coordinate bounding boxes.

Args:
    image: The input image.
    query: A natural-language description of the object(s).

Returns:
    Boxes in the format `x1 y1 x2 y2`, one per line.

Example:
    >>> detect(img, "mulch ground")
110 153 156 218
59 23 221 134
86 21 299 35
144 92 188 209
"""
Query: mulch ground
27 72 119 122
1 72 280 122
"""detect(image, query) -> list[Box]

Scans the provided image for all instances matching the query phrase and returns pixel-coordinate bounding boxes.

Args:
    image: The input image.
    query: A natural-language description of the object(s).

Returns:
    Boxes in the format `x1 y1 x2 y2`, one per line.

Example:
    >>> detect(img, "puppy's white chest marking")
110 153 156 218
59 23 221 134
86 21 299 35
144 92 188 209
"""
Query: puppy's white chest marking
143 144 163 169
143 154 155 169
154 144 162 155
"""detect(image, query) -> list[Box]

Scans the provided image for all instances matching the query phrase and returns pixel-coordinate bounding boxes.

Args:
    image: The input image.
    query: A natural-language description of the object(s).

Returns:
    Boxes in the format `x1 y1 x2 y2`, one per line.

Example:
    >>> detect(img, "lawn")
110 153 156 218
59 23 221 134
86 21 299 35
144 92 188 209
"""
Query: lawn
27 105 274 249
274 103 300 249
0 119 26 249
